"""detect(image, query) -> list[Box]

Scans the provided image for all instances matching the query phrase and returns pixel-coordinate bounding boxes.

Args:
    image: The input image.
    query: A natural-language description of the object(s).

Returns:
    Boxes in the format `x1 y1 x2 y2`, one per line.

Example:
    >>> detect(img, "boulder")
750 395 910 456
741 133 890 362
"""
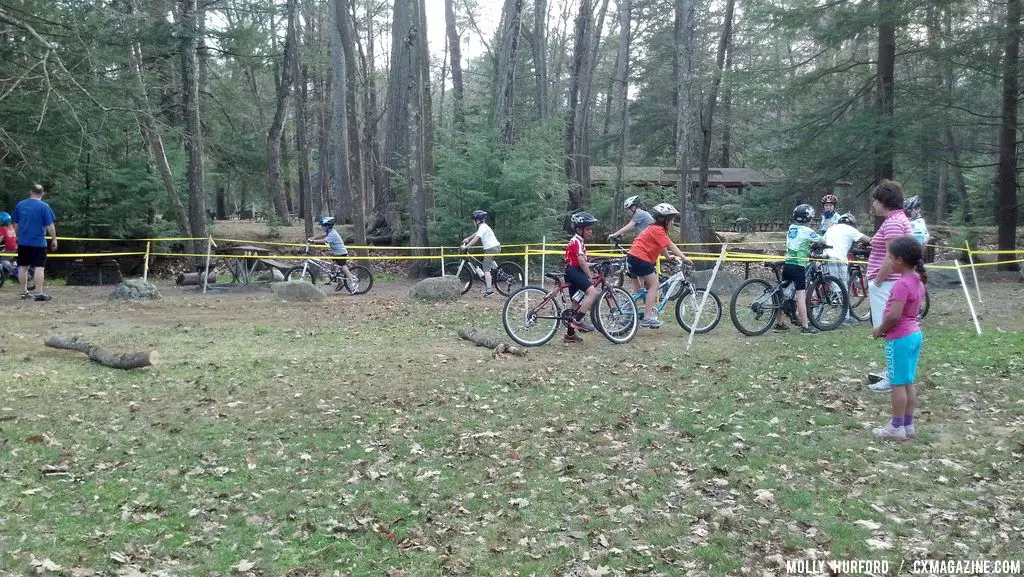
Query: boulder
410 276 463 301
925 260 963 289
271 280 326 302
691 268 744 296
257 269 286 283
109 279 161 300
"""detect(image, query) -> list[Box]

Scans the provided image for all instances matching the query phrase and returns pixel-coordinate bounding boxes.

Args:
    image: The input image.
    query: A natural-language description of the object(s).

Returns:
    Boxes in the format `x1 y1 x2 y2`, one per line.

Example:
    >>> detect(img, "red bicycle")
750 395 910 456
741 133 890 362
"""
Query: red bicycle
501 259 639 346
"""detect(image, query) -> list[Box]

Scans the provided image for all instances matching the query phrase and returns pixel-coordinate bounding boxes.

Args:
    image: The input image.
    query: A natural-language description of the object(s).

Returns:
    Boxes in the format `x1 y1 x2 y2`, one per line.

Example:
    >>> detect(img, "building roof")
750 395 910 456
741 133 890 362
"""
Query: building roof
589 166 775 187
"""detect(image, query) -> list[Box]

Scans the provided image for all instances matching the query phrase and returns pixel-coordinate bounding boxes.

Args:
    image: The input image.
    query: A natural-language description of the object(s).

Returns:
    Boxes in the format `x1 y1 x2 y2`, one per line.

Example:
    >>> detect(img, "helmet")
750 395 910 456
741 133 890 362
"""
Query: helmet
837 212 857 226
903 195 922 212
821 194 839 205
650 202 680 221
570 211 598 229
0 211 10 225
318 216 336 228
623 195 641 210
793 204 815 223
471 209 487 221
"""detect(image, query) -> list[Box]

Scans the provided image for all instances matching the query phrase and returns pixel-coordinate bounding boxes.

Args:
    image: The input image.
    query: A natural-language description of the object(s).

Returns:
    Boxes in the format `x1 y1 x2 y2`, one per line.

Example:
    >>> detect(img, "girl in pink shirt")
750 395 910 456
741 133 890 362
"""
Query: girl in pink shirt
871 237 927 441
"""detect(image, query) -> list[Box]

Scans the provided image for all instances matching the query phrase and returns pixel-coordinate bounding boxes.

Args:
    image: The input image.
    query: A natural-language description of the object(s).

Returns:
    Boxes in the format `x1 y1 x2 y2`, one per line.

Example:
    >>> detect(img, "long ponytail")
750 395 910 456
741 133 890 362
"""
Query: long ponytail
914 260 928 285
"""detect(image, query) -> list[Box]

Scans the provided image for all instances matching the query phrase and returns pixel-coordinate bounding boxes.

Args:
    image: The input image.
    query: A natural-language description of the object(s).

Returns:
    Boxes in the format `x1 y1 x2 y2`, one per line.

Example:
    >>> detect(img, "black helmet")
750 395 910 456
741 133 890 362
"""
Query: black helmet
792 204 815 223
318 216 336 228
837 212 857 226
650 202 680 221
471 209 487 221
570 211 598 229
903 195 922 212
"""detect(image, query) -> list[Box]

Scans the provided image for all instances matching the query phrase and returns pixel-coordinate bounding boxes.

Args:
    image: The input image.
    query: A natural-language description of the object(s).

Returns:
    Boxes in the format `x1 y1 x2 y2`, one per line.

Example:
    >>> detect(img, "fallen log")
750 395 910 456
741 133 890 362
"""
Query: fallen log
176 272 217 286
45 336 158 370
457 328 527 358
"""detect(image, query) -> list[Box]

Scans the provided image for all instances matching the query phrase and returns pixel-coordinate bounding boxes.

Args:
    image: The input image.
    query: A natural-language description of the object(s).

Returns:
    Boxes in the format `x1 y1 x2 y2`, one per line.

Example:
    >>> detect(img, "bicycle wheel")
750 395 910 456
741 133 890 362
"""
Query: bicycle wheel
0 266 6 288
284 266 316 284
847 269 871 322
502 286 561 347
808 275 848 332
338 265 374 294
918 288 930 320
593 286 639 344
443 261 473 294
729 279 780 336
494 261 525 296
675 288 723 334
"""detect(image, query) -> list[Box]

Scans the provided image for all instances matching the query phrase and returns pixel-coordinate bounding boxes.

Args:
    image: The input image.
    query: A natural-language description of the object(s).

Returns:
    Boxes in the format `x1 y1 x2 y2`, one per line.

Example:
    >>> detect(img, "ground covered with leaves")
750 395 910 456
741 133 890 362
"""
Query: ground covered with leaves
1 279 1022 576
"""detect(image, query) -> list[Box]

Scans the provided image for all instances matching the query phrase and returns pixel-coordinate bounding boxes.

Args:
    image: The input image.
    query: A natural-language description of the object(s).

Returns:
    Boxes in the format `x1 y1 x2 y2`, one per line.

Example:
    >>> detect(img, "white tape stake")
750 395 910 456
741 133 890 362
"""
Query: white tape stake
964 241 982 303
687 243 727 352
202 236 213 294
954 260 982 336
440 246 445 275
524 244 530 289
540 235 547 289
143 241 151 283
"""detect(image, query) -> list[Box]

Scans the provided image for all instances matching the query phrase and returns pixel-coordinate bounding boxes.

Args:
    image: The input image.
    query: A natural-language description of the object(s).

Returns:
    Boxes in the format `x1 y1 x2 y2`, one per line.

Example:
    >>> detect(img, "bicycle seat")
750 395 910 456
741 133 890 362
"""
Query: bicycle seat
762 260 785 272
544 272 564 283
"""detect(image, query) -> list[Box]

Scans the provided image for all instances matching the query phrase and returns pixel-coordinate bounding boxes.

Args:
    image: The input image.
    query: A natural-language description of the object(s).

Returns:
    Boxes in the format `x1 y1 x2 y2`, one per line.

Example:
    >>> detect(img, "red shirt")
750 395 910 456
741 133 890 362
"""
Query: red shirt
564 234 587 267
1 226 16 251
628 224 671 264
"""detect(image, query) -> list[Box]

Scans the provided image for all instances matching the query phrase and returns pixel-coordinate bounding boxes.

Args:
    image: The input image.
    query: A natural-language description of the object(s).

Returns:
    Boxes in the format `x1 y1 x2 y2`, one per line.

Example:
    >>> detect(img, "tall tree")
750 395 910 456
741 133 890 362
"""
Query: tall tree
495 0 525 145
445 0 465 130
874 0 896 187
996 0 1021 270
564 0 596 218
697 0 735 202
532 0 549 121
292 5 313 238
675 0 708 246
267 0 298 224
180 0 208 249
612 0 632 229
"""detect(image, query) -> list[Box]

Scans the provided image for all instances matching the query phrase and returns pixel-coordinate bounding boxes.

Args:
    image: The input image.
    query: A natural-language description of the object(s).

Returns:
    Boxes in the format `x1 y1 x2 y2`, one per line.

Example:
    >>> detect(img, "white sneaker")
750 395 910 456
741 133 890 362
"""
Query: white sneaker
872 423 907 441
868 377 891 393
904 424 915 439
640 316 664 328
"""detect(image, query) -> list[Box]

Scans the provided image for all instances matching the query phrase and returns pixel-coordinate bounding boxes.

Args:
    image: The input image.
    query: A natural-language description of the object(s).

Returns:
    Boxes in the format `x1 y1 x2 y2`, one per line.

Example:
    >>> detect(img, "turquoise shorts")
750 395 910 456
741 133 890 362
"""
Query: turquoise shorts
885 331 923 386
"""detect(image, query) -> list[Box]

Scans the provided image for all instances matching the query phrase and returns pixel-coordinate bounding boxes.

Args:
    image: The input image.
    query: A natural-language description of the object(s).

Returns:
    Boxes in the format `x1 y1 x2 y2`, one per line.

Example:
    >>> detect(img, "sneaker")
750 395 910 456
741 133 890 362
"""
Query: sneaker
772 323 790 333
904 424 916 439
843 318 859 326
868 378 892 393
640 316 664 329
20 292 33 300
33 292 52 302
872 423 907 441
483 289 494 297
867 372 884 384
563 333 584 344
800 326 819 335
570 318 596 333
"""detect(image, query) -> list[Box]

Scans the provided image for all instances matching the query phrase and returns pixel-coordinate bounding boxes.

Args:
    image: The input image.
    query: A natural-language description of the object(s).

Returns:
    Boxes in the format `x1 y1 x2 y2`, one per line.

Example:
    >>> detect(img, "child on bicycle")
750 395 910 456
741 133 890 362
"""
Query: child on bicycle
778 203 822 335
904 196 930 247
307 216 359 290
1 211 16 277
562 212 600 343
608 195 655 295
460 209 501 297
871 236 927 441
823 213 872 325
626 203 691 328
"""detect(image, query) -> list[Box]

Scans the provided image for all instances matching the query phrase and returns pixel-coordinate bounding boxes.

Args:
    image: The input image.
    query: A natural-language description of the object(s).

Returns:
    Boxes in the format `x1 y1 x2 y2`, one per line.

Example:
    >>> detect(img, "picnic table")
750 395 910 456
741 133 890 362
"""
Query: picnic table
727 248 771 279
218 245 271 285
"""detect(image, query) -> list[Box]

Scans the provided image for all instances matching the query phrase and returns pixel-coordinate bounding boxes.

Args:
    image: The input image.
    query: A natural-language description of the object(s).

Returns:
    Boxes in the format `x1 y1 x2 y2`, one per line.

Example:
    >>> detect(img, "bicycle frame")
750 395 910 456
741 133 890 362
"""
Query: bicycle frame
628 269 689 316
451 253 496 281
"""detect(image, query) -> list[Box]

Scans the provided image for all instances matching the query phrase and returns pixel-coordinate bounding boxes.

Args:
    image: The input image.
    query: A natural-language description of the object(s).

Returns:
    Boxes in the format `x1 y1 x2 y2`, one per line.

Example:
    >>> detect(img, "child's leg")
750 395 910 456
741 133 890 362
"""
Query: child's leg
890 386 908 425
642 273 659 317
795 289 808 328
904 383 916 423
579 285 600 314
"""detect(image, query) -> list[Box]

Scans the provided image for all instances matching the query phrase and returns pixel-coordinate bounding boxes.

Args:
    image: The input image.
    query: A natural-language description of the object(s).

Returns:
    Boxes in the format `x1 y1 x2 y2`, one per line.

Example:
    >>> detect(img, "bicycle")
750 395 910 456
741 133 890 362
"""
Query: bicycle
622 259 723 333
502 258 639 346
283 244 373 294
0 260 34 290
443 248 524 296
729 246 849 336
847 244 929 322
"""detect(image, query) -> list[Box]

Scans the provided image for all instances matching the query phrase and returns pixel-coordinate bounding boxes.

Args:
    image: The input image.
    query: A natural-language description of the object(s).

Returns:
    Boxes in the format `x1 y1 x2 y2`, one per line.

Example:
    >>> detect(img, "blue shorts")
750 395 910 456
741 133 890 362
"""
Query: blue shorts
564 265 592 294
626 254 656 277
885 331 923 386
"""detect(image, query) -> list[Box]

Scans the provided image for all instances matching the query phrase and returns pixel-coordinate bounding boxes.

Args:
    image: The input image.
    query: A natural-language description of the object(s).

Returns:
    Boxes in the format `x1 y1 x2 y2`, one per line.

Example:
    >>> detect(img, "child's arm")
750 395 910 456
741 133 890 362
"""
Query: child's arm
872 299 904 338
307 235 326 243
664 242 691 264
578 253 594 279
462 234 479 248
609 220 635 239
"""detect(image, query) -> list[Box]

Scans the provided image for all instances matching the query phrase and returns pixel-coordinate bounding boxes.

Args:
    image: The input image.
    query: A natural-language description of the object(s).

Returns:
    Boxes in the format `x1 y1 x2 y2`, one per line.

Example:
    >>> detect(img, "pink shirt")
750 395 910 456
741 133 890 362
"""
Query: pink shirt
883 274 924 340
867 210 911 281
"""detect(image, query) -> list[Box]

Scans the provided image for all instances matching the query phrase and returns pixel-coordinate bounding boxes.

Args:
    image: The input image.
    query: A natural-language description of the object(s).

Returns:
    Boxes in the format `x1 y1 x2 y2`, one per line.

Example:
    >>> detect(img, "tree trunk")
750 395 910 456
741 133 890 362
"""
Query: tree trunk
946 125 974 223
180 0 207 258
446 0 466 130
45 336 158 370
417 0 436 215
996 0 1021 271
578 0 610 208
291 13 313 239
697 0 734 204
675 0 707 247
376 0 416 239
282 132 294 215
612 0 631 230
563 0 595 219
874 0 895 184
267 0 297 225
532 0 549 121
495 0 525 146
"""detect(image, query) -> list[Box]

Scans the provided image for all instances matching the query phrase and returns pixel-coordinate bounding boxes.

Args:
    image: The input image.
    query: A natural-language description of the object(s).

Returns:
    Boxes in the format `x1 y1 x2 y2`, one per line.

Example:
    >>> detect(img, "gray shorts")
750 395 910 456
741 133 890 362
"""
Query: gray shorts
482 246 500 270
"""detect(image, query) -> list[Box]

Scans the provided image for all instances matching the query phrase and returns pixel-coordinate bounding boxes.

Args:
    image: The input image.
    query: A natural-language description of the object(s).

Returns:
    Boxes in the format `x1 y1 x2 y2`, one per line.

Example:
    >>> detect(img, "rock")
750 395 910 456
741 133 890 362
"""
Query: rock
271 280 326 302
410 276 463 301
925 260 963 289
257 269 285 282
691 268 744 296
108 279 161 300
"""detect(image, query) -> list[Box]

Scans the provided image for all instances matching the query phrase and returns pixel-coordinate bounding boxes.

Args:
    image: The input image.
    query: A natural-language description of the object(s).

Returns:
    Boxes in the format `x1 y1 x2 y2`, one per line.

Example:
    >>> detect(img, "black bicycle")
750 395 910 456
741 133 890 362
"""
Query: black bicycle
444 249 524 296
729 246 849 336
283 244 373 294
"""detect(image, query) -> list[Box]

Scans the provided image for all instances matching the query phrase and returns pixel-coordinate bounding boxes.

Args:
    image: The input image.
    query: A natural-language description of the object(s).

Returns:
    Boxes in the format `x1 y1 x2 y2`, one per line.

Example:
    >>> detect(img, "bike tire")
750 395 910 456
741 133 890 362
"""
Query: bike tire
847 269 871 322
284 266 317 284
338 265 374 294
729 279 779 336
494 261 525 296
675 288 723 334
0 267 6 288
593 286 639 344
808 274 848 332
502 286 561 347
443 261 473 294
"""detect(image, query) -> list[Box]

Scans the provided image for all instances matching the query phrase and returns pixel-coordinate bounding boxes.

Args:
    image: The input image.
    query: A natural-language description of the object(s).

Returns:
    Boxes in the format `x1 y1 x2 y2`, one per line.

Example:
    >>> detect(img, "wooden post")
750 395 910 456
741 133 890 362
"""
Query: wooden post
954 260 982 335
687 244 727 352
143 241 151 282
964 240 983 303
202 235 214 294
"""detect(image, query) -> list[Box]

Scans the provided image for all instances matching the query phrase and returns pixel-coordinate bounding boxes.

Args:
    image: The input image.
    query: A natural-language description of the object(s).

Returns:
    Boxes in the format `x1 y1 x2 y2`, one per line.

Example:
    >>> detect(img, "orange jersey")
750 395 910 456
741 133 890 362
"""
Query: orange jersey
628 224 671 264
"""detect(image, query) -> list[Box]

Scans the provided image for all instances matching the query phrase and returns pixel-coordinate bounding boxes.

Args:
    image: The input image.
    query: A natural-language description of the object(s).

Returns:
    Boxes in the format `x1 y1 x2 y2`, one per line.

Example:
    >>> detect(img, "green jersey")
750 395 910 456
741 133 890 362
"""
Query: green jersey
785 224 822 266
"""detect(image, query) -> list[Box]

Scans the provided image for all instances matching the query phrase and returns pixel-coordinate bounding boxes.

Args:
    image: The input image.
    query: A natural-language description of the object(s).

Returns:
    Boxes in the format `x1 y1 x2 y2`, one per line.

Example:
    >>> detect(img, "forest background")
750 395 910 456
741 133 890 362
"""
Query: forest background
0 0 1020 269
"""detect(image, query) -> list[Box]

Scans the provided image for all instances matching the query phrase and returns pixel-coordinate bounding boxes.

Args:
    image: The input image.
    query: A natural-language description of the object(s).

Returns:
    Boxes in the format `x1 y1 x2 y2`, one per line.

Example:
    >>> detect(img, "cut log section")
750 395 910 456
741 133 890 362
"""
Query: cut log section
45 336 158 370
176 272 217 286
457 328 527 358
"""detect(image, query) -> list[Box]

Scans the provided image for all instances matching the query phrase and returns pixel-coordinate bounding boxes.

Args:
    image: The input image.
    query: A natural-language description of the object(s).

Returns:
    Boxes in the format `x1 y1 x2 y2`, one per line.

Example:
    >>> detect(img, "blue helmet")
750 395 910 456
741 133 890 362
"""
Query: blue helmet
0 211 10 225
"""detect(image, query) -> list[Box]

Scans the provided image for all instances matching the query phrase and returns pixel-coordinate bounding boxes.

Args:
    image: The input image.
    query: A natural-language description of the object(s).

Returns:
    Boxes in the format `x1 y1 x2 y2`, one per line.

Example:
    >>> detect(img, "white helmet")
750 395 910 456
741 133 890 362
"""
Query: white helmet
650 202 680 220
623 195 641 210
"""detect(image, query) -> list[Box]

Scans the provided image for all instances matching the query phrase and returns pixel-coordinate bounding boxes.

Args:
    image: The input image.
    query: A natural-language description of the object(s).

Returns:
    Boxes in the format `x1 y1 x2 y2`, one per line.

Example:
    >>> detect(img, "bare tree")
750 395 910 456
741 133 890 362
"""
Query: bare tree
445 0 466 130
697 0 734 202
564 0 596 218
267 0 298 225
874 0 895 187
532 0 549 121
675 0 706 246
292 6 313 238
180 0 208 249
996 0 1021 270
495 0 525 145
612 0 632 229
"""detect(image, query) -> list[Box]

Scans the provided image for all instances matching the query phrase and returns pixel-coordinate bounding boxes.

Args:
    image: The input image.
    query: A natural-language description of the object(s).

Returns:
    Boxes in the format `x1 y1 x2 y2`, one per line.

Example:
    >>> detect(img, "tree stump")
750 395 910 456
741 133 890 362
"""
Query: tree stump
457 328 527 358
176 272 217 286
45 336 158 369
